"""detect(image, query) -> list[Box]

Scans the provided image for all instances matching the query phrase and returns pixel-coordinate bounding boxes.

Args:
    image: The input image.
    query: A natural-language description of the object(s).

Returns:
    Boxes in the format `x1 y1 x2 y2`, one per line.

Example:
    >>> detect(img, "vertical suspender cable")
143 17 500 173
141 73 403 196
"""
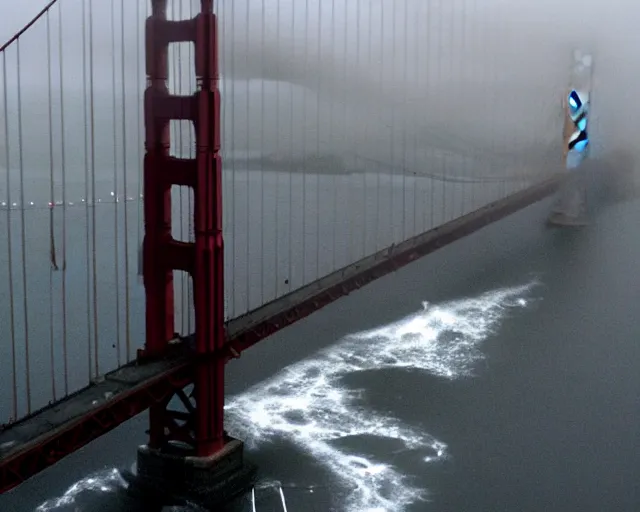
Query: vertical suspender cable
468 0 476 209
413 1 421 234
390 1 397 243
459 0 467 216
121 0 131 360
301 0 309 285
82 0 92 380
89 0 99 378
111 0 122 366
502 5 511 196
46 9 57 401
245 0 251 311
482 1 489 204
189 0 196 329
260 0 266 304
288 0 294 292
17 38 31 414
58 0 68 395
490 2 500 199
355 0 363 258
230 0 237 316
136 0 143 280
447 0 455 220
3 52 18 421
427 0 434 228
342 0 349 264
401 0 408 240
376 0 383 250
315 0 321 277
365 0 373 254
437 2 445 225
274 0 281 298
330 0 337 271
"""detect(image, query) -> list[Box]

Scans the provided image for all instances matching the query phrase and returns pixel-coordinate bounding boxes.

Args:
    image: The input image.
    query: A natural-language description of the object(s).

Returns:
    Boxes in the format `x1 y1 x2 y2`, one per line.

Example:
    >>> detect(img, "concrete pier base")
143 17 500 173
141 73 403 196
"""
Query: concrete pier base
128 437 257 510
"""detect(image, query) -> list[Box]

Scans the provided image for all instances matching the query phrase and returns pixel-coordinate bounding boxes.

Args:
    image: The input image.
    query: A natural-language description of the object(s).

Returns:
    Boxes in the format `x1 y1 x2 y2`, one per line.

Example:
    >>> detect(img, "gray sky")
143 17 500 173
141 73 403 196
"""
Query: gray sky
1 0 639 182
0 0 46 43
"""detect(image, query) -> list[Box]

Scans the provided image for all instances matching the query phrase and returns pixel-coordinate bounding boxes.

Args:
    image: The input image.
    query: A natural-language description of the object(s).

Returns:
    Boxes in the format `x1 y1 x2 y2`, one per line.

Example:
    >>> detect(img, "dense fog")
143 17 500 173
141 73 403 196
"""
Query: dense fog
1 0 639 185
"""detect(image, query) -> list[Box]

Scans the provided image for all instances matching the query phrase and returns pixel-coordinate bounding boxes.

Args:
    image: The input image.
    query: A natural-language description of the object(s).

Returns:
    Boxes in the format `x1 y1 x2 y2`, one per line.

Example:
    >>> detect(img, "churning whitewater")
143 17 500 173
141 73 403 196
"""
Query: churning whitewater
34 281 538 512
225 280 539 511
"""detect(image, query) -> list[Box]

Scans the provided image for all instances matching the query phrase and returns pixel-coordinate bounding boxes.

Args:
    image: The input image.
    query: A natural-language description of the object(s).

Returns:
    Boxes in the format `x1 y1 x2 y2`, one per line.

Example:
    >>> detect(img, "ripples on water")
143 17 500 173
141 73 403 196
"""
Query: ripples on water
35 281 538 512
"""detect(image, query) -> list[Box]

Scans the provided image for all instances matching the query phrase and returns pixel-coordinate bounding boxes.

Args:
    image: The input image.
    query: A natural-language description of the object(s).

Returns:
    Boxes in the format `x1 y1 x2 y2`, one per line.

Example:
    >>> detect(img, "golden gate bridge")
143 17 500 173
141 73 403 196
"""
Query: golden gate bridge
0 0 632 509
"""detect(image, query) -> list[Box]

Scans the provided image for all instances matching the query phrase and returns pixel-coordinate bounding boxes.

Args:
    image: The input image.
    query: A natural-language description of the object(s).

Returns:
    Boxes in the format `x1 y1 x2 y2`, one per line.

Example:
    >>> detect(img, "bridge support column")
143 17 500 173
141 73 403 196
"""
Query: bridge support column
548 51 592 227
136 1 255 507
133 437 256 509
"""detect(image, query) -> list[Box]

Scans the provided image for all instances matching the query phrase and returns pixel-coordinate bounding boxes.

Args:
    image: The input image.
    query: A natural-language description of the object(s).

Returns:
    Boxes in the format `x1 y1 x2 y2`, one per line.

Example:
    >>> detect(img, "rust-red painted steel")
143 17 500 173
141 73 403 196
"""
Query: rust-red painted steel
0 175 561 493
144 0 177 449
143 0 175 358
193 2 227 457
0 362 193 494
143 0 225 456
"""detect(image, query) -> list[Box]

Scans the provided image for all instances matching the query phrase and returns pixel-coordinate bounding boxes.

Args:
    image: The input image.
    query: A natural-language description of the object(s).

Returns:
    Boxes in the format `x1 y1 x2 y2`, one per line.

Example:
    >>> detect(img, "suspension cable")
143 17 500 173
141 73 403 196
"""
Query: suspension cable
230 0 237 317
3 51 18 422
136 0 143 280
260 0 266 303
46 8 57 402
302 0 309 286
58 0 68 396
110 0 121 366
88 0 99 379
245 1 251 309
121 0 131 360
274 0 281 299
315 0 322 277
17 38 31 414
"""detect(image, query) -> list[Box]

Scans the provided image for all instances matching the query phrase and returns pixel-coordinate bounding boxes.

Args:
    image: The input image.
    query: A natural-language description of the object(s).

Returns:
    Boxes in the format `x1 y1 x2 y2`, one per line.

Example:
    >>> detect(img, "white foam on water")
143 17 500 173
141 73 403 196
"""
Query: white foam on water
34 468 128 512
225 281 538 511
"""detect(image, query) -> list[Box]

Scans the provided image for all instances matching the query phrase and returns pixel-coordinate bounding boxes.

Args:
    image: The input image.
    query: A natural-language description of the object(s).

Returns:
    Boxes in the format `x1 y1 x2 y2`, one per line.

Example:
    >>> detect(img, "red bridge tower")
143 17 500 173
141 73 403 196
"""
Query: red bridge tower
136 0 256 506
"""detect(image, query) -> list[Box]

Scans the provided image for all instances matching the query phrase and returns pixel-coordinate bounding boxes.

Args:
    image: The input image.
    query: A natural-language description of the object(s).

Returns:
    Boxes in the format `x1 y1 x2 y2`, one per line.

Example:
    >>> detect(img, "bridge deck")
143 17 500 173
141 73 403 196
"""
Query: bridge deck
0 176 560 493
